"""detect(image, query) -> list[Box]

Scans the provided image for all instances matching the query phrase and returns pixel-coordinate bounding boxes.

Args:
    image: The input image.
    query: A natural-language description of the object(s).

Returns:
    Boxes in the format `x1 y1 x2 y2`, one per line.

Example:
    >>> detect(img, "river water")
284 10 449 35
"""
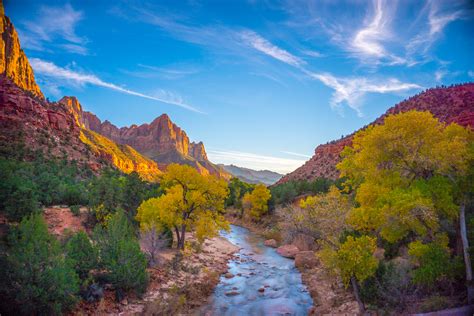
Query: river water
199 225 313 316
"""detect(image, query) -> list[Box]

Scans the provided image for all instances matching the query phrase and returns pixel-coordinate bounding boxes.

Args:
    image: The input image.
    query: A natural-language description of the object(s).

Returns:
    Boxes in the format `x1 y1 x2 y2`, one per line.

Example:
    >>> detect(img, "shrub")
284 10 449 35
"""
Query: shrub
70 205 81 217
65 231 98 279
3 213 79 314
94 211 148 297
408 239 461 289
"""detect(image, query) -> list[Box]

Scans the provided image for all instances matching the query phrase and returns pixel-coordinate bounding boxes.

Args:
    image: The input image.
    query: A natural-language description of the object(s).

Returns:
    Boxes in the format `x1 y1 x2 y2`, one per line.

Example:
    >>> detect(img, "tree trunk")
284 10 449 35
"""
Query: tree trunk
177 224 186 250
460 203 474 304
351 276 366 315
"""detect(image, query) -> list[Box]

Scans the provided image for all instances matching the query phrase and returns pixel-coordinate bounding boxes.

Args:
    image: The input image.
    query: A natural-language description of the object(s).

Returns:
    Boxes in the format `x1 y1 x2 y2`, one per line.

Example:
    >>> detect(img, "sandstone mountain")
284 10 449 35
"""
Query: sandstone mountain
0 4 225 181
220 164 283 185
0 4 42 98
69 105 229 178
277 83 474 184
0 6 160 180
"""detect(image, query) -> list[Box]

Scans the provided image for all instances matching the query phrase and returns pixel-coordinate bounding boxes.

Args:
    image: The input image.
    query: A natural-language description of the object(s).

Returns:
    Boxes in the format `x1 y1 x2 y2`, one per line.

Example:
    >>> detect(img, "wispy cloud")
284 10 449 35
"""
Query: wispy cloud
407 1 464 58
301 50 325 58
307 71 421 116
435 69 447 82
30 58 202 113
240 31 304 67
350 0 405 65
281 151 312 158
241 32 420 115
19 4 88 55
207 149 305 174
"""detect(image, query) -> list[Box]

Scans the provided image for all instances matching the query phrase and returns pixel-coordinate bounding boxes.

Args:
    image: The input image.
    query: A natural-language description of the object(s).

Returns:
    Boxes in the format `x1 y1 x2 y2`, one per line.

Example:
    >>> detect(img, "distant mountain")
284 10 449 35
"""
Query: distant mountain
277 83 474 184
75 107 230 179
220 164 283 185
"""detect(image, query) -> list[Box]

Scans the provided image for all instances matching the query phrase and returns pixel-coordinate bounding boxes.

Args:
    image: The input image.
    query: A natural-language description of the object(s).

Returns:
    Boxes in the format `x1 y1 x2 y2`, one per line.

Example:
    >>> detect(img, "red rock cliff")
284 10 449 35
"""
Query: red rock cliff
277 83 474 184
64 102 228 178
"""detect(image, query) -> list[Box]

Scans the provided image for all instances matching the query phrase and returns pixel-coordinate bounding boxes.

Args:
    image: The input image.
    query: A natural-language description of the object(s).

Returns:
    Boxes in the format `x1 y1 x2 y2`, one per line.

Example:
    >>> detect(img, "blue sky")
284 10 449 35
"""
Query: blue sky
6 0 474 173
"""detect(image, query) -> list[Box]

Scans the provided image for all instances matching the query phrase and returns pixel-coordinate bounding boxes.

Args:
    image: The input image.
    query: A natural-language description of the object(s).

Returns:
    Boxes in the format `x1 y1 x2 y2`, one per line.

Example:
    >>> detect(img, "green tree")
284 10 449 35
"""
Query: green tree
94 210 148 297
4 213 79 315
65 231 98 280
137 164 229 250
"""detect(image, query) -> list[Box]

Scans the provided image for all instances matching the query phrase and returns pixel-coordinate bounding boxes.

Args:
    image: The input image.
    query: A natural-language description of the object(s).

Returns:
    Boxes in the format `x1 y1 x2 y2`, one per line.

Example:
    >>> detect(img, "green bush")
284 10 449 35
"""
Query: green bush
65 231 98 279
70 205 81 216
94 211 148 297
3 213 79 314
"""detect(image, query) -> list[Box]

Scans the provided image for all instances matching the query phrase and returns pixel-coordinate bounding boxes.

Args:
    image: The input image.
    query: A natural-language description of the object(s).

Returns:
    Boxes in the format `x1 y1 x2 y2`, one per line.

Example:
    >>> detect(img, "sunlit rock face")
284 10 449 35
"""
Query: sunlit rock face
75 108 229 178
0 5 43 98
277 83 474 184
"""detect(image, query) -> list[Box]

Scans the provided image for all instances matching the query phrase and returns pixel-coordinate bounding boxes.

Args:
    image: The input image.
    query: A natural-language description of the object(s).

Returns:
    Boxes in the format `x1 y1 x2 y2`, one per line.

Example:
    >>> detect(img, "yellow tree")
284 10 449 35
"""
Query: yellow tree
319 235 379 313
242 184 271 220
295 186 377 313
136 164 229 250
337 110 474 301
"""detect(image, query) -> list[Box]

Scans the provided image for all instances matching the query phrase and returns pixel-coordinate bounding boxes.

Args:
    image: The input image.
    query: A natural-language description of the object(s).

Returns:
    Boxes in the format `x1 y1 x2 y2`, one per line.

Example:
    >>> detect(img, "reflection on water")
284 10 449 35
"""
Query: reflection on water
200 225 313 316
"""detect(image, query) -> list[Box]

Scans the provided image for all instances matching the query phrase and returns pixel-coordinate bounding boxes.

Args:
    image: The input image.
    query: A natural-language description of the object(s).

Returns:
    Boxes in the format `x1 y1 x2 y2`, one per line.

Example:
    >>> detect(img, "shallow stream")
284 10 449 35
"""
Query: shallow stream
200 225 313 316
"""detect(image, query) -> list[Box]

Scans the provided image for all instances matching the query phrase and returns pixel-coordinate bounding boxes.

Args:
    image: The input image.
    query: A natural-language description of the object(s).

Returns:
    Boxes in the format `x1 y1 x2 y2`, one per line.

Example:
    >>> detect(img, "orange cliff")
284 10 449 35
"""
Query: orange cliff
0 4 43 98
277 83 474 184
70 106 229 178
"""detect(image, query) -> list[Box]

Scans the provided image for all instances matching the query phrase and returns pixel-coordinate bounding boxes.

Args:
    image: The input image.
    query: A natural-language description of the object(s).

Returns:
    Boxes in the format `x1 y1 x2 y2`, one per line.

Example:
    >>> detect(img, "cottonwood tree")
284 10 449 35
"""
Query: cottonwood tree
137 164 229 250
288 186 377 312
242 184 271 220
337 110 474 302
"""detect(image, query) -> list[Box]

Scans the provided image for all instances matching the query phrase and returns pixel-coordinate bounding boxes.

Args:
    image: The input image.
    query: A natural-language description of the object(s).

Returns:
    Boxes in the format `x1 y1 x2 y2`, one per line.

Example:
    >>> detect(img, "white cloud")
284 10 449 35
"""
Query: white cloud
239 32 420 116
407 1 463 56
19 4 88 54
435 69 447 82
468 71 474 79
30 58 202 113
309 71 421 116
350 0 407 65
240 31 304 67
301 50 325 58
281 151 312 158
352 0 388 58
207 150 305 174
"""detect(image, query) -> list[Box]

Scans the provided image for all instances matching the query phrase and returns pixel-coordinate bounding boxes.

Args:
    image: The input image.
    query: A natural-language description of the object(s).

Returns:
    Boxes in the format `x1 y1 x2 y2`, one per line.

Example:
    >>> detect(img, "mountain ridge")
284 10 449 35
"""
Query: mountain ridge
68 102 229 178
220 164 283 185
277 83 474 184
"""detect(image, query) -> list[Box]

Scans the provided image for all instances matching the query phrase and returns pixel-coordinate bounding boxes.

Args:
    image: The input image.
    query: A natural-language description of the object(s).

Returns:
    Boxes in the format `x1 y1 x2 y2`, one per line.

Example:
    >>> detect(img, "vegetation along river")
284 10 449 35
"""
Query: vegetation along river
200 225 313 316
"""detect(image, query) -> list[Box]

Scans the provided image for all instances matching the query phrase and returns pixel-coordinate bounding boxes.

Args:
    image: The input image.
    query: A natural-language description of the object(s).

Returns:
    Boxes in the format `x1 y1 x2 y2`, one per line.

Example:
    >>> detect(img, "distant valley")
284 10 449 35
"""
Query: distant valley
219 164 283 185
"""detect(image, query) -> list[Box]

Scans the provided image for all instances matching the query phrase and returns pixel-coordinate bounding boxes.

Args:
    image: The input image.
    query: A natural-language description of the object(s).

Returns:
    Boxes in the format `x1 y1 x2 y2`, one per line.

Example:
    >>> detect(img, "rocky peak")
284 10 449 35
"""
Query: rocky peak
59 96 84 128
189 141 208 161
0 2 43 98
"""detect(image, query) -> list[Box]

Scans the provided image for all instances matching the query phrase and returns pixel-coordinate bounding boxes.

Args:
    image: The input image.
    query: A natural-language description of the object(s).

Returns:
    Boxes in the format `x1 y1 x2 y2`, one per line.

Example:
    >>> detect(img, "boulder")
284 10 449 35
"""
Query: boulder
264 239 278 248
276 244 299 258
291 233 316 251
294 251 318 270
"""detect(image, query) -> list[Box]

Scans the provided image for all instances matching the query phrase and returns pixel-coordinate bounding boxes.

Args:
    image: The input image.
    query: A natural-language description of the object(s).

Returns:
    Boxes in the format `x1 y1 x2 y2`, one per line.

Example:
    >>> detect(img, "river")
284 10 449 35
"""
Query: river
199 225 313 316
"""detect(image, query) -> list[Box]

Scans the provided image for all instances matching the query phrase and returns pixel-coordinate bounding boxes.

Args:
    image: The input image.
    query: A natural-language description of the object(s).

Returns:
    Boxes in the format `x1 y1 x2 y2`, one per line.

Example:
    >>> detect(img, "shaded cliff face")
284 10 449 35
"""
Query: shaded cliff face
0 5 43 98
0 75 100 168
70 105 228 178
277 83 474 184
